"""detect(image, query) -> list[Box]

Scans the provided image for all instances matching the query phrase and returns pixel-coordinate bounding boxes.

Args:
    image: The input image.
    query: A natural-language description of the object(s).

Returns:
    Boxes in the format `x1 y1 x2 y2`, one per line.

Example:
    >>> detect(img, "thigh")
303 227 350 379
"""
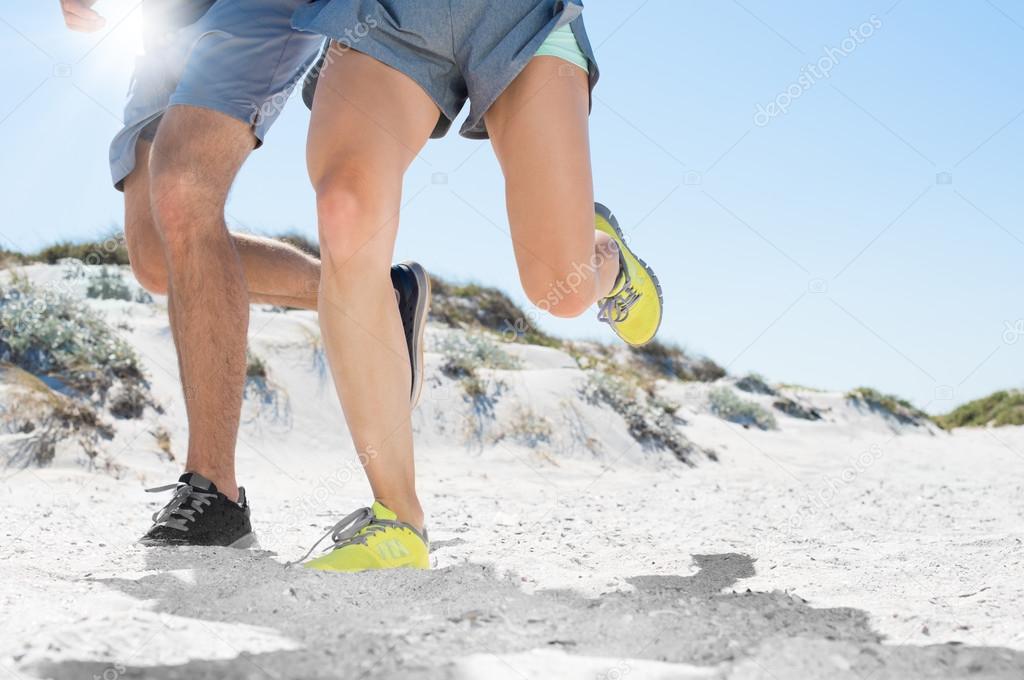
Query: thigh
307 46 440 186
484 56 594 278
307 47 440 263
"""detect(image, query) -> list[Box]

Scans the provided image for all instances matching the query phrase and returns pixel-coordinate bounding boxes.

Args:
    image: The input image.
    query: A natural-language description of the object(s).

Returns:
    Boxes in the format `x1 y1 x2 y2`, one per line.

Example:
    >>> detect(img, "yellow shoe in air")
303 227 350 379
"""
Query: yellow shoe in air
301 501 429 573
594 203 664 347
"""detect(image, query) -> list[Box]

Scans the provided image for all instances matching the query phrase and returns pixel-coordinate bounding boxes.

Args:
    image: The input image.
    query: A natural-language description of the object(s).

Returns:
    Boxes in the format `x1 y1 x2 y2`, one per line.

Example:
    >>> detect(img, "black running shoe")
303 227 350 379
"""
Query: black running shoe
391 261 431 408
140 472 256 548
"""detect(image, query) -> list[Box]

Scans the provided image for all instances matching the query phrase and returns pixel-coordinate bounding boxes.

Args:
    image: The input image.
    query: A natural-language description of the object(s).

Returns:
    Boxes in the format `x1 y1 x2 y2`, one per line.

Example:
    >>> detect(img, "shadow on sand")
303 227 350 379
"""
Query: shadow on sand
30 550 1024 679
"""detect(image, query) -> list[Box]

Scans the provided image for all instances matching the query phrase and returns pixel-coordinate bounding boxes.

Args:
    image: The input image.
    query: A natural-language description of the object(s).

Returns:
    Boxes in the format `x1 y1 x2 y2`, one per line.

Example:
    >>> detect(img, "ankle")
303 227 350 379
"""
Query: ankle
378 496 425 532
185 467 240 503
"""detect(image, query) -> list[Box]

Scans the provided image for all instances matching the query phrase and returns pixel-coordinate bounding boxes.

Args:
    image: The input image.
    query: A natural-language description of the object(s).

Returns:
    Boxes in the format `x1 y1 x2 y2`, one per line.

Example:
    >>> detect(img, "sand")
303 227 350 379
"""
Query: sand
1 263 1022 679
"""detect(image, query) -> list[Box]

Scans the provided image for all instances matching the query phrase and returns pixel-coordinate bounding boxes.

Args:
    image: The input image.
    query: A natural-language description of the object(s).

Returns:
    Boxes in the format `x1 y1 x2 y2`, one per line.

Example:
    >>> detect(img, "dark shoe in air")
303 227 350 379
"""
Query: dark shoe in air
391 261 431 408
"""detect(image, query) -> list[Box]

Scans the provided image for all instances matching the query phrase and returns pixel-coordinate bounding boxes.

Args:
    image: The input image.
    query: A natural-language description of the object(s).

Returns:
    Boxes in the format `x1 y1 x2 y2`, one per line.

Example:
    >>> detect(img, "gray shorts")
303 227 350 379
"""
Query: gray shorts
293 0 599 139
109 0 322 190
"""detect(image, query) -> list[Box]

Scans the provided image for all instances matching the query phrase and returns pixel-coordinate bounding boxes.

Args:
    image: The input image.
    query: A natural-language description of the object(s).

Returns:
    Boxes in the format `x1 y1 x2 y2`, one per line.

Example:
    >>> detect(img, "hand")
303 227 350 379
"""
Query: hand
60 0 106 33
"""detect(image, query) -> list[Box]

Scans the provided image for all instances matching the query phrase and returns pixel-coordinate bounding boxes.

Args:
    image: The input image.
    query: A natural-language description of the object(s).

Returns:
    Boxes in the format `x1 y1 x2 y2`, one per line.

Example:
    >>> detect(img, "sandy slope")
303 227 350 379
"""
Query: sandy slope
1 264 1023 679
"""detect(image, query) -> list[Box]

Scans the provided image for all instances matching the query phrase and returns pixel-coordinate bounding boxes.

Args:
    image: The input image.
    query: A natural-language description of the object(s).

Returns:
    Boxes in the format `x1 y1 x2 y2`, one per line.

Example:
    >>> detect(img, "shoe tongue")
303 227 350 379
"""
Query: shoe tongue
371 501 398 521
179 472 217 494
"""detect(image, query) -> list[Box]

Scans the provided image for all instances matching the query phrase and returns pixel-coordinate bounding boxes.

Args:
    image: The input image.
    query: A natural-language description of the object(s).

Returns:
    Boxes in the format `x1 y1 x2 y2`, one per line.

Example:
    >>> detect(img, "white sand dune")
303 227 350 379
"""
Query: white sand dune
1 263 1023 679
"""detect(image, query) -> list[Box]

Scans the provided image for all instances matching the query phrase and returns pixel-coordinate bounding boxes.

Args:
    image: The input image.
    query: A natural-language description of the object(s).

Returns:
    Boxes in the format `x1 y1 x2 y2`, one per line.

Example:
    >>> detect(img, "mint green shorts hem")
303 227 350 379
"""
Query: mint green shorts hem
535 24 589 72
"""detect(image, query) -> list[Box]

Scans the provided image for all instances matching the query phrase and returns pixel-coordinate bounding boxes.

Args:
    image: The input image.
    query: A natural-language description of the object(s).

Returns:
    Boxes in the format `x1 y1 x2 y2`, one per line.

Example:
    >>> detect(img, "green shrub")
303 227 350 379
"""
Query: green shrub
430 277 559 347
274 232 320 259
0 363 114 467
86 266 133 301
242 350 290 426
773 396 822 421
628 339 725 383
0 275 143 400
33 231 129 266
434 332 521 379
245 350 268 379
497 406 554 447
85 266 152 303
735 372 776 395
581 371 703 463
846 387 929 427
708 386 777 430
0 248 26 269
935 390 1024 429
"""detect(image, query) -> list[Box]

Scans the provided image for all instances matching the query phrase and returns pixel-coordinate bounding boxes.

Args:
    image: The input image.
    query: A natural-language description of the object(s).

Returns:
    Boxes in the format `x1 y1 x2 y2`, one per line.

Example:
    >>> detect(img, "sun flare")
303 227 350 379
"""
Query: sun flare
88 1 144 62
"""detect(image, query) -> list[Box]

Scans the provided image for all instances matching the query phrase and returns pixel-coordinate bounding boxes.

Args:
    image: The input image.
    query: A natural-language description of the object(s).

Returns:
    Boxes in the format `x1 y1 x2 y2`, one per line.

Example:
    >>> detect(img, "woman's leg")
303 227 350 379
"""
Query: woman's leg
307 48 439 530
485 56 620 319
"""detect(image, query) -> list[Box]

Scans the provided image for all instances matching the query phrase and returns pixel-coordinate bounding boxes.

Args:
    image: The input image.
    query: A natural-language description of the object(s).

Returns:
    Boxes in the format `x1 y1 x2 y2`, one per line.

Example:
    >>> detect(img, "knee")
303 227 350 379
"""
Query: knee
541 290 595 319
315 167 389 268
148 166 206 249
521 270 596 319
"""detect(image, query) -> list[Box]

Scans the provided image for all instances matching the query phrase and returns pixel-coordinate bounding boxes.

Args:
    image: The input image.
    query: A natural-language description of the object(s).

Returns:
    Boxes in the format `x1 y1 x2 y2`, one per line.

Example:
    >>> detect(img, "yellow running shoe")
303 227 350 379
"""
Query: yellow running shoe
594 203 663 347
299 501 429 573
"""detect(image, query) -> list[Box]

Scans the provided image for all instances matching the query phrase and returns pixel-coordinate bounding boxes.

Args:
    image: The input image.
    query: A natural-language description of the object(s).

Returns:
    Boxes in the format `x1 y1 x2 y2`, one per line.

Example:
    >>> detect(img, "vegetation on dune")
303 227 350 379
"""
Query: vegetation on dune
433 331 519 406
935 390 1024 429
708 386 777 430
85 266 153 303
0 274 144 400
0 248 27 269
845 387 930 427
242 349 291 429
245 350 269 379
581 371 706 464
430 277 559 347
435 331 521 377
773 396 822 421
274 231 321 259
776 382 827 393
32 230 130 266
735 372 776 396
628 339 726 383
0 363 114 467
494 405 555 448
569 340 727 409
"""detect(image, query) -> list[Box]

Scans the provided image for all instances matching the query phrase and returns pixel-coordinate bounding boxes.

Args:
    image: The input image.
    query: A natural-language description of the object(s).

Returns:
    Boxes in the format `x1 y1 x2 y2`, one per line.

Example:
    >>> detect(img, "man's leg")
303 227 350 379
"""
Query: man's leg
484 57 619 318
148 105 255 502
308 49 439 530
124 138 321 309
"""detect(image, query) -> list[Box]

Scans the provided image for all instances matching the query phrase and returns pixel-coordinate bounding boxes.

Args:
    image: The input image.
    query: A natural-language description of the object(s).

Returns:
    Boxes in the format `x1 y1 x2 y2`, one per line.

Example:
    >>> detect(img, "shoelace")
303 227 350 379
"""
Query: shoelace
286 507 411 567
598 253 641 324
146 482 217 532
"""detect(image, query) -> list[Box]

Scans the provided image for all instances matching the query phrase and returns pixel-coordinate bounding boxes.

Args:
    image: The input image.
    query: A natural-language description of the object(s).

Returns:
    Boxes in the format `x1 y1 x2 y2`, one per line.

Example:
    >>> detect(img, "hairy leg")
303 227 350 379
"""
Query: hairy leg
485 56 619 318
148 106 255 501
124 139 320 309
308 48 438 529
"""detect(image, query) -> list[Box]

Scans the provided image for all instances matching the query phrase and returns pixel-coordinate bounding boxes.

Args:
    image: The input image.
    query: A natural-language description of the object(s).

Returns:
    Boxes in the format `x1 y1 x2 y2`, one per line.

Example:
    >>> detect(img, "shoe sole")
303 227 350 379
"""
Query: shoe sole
401 261 432 409
137 531 259 549
595 202 664 347
229 532 259 550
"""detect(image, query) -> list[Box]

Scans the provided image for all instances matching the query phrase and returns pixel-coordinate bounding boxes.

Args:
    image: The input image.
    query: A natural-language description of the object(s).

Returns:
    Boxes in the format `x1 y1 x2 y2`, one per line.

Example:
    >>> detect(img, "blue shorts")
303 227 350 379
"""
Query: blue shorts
293 0 599 139
109 0 321 190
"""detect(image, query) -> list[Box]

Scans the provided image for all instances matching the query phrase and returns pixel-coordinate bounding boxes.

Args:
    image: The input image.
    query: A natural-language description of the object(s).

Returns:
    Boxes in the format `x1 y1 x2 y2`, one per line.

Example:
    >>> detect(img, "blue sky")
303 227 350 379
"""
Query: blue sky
0 1 1021 412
